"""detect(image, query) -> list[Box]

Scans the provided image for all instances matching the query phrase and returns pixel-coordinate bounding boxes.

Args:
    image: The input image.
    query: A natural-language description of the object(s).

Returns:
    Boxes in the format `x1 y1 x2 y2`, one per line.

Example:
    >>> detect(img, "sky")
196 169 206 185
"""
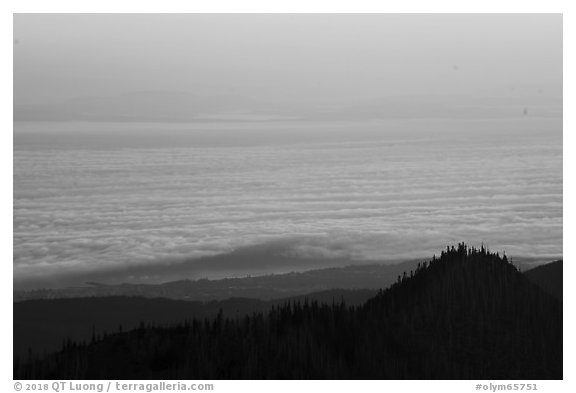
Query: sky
13 13 562 121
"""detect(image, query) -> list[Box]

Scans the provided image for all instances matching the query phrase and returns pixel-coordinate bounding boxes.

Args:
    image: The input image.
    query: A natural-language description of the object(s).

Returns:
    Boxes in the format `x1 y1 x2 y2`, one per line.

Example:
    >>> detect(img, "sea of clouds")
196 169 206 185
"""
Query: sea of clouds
13 118 562 288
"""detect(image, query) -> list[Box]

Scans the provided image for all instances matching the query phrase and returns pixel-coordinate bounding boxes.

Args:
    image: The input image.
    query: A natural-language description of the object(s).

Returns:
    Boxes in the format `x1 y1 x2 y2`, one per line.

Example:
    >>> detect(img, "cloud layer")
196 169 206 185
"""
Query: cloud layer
13 118 562 288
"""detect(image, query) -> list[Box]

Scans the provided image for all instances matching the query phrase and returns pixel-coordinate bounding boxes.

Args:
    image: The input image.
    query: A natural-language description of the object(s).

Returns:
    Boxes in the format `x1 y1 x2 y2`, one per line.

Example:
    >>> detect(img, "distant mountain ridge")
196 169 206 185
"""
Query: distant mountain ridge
15 91 560 122
14 255 557 303
14 260 420 302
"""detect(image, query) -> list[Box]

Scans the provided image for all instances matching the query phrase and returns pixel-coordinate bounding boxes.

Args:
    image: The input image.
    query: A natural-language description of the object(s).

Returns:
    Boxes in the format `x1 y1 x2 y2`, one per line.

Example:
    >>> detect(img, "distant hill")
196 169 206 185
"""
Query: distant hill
14 260 419 302
14 91 559 122
13 91 238 122
15 244 562 379
524 260 562 301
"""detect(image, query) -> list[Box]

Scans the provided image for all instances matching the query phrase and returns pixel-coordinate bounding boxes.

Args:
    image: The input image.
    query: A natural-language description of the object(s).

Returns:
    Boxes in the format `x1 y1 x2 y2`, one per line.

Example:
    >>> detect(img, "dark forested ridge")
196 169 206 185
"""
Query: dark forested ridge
14 244 562 380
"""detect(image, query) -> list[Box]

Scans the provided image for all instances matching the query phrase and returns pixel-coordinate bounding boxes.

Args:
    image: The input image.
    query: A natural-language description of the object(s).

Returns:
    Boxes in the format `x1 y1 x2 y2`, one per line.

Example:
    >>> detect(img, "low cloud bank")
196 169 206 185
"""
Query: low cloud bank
14 119 562 289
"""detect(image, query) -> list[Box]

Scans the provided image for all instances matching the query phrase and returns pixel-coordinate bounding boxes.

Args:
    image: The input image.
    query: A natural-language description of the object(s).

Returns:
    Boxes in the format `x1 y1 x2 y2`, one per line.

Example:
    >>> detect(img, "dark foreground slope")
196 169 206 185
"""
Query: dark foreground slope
15 244 562 380
525 260 562 301
14 289 375 359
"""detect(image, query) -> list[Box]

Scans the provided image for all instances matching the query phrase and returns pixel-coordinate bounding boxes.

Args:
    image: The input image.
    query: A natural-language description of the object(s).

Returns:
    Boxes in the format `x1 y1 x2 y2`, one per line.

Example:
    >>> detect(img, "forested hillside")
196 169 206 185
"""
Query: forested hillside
14 289 375 358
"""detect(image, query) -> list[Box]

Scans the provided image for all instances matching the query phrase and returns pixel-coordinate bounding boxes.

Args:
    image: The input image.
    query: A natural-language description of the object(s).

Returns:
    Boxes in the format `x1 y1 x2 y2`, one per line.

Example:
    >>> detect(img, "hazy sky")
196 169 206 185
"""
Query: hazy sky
13 14 562 119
